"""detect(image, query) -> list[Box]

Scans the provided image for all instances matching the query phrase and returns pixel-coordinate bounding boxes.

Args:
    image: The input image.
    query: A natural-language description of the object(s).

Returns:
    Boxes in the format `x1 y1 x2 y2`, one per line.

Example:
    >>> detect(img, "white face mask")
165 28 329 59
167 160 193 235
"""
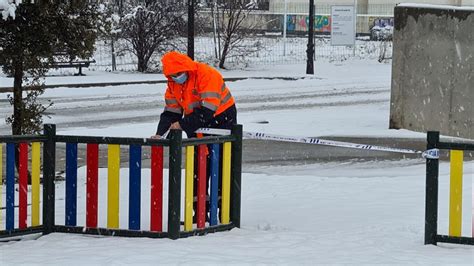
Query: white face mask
171 72 188 84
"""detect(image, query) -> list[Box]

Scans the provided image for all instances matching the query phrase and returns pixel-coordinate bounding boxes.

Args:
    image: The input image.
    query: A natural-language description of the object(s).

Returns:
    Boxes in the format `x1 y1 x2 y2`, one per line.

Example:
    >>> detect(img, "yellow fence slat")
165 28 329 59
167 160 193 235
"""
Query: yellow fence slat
449 150 463 237
107 144 120 229
31 142 41 226
221 142 232 224
185 146 194 231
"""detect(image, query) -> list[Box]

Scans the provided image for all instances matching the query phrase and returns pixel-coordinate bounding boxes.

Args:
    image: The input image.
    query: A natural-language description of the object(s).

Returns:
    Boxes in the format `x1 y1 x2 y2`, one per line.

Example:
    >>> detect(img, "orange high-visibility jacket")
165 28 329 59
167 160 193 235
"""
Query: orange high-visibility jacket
161 51 235 116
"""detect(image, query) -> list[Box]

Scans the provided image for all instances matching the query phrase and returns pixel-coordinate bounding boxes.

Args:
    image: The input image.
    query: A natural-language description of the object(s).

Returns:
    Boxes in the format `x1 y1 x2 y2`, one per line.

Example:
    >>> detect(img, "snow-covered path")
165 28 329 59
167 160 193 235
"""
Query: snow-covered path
0 161 472 264
0 60 400 139
0 61 473 264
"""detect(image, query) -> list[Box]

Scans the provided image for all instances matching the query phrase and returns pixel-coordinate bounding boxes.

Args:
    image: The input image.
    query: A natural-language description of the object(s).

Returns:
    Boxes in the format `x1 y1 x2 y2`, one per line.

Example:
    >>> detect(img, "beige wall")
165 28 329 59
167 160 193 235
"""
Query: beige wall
270 0 354 14
270 0 474 14
268 0 474 33
370 0 453 4
279 0 473 3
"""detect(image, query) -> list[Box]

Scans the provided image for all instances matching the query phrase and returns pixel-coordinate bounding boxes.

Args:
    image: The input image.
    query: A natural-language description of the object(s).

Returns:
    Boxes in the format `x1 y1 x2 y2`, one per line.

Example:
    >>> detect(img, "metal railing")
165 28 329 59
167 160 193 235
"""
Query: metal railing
424 131 474 246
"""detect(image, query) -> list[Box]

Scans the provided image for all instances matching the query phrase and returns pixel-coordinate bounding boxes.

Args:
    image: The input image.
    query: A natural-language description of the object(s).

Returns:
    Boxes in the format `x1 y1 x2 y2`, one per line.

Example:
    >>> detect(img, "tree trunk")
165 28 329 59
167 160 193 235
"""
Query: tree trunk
137 54 148 72
111 38 117 71
12 62 23 136
12 62 31 184
218 39 231 69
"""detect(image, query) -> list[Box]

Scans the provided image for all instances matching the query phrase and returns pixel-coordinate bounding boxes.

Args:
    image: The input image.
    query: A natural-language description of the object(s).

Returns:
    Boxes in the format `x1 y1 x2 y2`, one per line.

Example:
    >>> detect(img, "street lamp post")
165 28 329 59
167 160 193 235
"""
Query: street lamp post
306 0 315 74
283 0 287 56
187 0 195 60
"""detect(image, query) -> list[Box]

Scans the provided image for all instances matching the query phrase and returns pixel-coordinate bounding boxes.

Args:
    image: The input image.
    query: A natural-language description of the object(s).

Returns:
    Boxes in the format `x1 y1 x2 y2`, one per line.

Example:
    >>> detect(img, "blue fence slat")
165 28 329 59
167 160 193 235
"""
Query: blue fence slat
210 144 220 226
65 143 78 226
6 143 15 230
129 145 141 230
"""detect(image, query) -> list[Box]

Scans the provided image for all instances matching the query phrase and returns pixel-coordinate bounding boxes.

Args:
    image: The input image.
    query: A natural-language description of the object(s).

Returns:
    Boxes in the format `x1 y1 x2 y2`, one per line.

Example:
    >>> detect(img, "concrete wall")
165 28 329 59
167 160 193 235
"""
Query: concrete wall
389 6 474 139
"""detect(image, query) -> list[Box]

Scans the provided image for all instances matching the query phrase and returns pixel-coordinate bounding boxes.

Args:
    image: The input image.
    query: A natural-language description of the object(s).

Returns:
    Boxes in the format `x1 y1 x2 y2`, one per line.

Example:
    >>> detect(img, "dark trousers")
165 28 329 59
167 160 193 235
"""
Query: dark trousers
192 145 224 221
192 104 237 221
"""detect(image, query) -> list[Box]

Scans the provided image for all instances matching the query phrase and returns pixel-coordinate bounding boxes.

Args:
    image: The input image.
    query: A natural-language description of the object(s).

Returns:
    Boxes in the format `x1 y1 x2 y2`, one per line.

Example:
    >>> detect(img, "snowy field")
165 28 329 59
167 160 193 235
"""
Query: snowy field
0 60 473 264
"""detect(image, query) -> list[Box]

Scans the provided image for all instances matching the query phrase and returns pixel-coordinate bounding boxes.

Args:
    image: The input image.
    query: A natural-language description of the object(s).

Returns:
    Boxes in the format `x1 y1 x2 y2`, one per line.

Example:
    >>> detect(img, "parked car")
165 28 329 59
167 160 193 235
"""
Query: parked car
370 25 393 41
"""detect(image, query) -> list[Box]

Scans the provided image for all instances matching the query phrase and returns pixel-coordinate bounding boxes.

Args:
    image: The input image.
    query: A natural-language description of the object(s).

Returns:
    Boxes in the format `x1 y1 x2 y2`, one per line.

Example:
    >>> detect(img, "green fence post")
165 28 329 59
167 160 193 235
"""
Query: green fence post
425 131 439 245
42 124 56 235
230 124 243 228
168 129 182 239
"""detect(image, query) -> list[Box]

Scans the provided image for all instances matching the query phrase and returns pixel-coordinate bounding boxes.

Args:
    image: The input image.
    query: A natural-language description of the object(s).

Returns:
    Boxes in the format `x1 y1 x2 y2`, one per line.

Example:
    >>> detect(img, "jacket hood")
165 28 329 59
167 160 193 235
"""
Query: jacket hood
161 51 198 77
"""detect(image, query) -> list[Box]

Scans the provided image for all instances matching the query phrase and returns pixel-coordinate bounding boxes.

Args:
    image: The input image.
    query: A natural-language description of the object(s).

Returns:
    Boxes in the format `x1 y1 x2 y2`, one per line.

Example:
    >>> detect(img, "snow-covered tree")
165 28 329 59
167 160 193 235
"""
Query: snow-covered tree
213 0 264 69
0 0 17 20
97 2 122 71
120 2 186 72
0 2 99 135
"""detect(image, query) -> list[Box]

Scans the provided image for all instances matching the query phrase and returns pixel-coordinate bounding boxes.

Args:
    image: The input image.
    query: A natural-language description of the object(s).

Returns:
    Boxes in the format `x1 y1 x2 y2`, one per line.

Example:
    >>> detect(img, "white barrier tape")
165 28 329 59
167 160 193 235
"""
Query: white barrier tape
195 128 422 155
161 130 170 139
421 148 440 159
195 128 232 136
244 131 422 154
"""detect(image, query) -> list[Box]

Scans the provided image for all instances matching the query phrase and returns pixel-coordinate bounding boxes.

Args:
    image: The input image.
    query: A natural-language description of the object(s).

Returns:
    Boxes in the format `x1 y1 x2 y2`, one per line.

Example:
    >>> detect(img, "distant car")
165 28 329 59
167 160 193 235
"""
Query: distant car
370 25 393 41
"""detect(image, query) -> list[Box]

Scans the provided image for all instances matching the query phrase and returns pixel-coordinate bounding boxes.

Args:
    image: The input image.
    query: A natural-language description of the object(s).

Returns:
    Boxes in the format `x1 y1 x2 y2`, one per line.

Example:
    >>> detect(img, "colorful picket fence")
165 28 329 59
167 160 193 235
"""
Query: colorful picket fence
424 131 474 246
0 124 242 240
0 141 44 236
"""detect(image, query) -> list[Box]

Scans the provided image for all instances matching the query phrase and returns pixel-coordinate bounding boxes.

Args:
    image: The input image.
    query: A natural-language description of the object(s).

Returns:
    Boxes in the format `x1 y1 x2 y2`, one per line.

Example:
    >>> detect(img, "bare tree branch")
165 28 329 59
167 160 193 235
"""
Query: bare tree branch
215 0 264 69
121 3 186 72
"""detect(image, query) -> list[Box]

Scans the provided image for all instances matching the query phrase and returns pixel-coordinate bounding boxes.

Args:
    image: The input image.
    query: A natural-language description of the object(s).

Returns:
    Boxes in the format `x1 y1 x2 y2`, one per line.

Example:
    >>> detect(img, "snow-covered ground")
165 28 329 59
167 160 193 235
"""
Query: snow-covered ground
1 60 420 139
0 60 473 264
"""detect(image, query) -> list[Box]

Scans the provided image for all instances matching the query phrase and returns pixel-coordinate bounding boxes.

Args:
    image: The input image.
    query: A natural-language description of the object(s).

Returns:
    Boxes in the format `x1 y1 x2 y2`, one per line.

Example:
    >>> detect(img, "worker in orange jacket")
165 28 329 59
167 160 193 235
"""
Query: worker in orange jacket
152 51 237 138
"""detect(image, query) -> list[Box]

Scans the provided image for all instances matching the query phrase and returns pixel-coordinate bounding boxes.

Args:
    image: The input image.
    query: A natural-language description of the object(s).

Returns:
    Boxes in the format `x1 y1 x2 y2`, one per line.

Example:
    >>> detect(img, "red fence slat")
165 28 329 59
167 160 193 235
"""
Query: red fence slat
197 145 207 229
19 143 28 229
150 146 163 232
86 143 99 228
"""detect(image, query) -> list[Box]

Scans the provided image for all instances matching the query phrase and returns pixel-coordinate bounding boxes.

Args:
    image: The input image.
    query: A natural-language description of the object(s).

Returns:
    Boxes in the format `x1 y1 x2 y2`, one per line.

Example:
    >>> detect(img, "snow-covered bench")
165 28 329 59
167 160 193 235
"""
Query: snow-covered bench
50 57 96 76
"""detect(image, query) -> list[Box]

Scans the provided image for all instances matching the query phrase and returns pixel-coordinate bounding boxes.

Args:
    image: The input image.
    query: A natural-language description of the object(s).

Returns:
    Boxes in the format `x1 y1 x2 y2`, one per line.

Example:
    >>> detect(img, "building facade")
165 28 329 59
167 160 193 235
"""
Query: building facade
270 0 474 14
